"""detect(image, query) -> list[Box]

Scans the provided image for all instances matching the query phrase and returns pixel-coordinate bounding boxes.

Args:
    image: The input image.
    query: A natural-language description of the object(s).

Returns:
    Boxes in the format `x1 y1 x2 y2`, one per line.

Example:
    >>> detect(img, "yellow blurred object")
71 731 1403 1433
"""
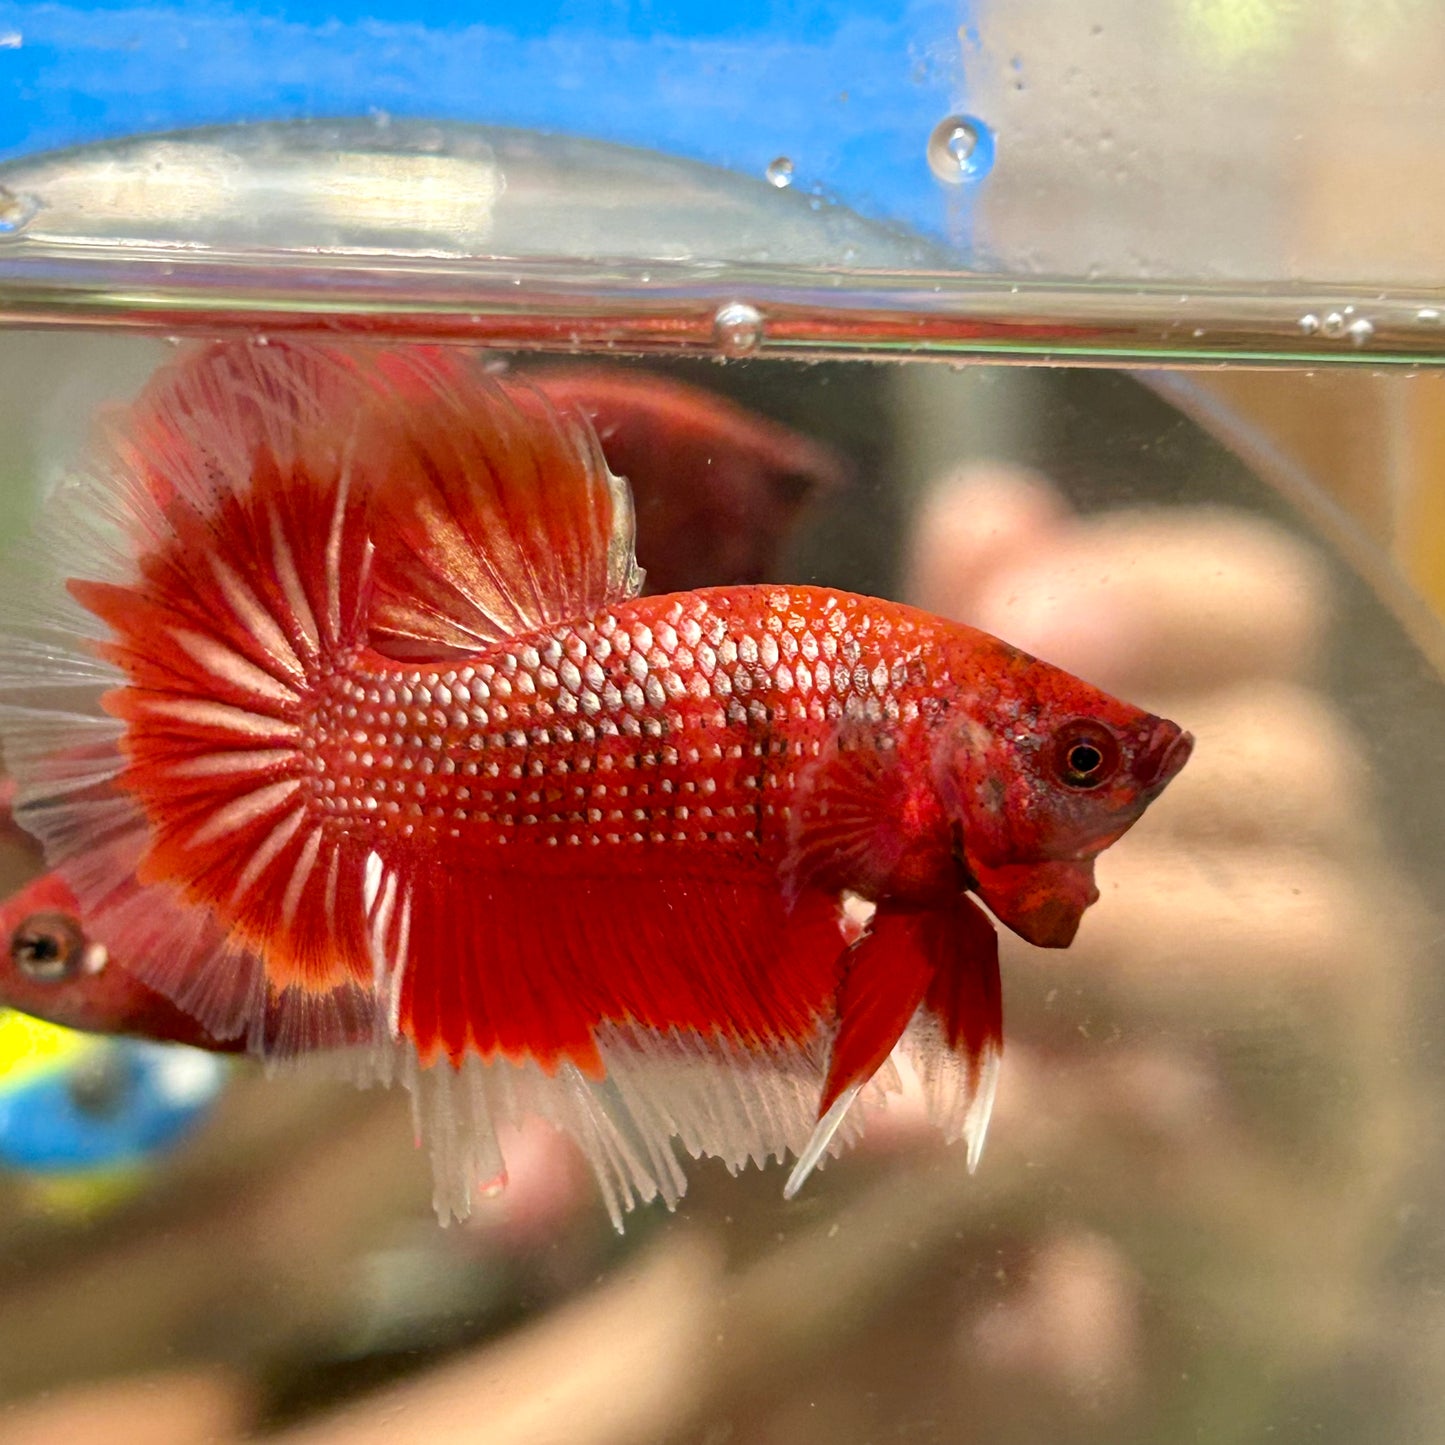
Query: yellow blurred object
0 1009 91 1086
23 1167 150 1218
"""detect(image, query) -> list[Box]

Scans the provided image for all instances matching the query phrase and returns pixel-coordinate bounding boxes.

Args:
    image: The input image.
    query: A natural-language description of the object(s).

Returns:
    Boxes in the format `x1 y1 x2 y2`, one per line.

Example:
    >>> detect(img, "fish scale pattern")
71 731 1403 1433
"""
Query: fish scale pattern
303 587 947 855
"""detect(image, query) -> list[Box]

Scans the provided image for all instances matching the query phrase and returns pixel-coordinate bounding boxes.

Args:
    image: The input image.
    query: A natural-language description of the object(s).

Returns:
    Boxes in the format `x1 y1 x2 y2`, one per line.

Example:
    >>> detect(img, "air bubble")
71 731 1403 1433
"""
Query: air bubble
1346 317 1375 348
927 114 996 185
1299 313 1320 335
713 302 764 356
0 185 38 235
765 157 794 189
1417 307 1442 325
1320 310 1350 340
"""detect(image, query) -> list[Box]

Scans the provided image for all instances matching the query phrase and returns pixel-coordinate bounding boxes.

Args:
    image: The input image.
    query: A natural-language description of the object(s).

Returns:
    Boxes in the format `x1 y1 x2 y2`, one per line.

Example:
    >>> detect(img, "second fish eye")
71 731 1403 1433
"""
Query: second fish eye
1052 722 1120 790
10 912 85 983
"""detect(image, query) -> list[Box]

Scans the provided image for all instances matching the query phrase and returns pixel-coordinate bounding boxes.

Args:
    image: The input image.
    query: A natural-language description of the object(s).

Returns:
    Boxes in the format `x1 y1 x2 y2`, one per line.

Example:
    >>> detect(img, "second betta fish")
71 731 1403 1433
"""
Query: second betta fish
0 342 1190 1226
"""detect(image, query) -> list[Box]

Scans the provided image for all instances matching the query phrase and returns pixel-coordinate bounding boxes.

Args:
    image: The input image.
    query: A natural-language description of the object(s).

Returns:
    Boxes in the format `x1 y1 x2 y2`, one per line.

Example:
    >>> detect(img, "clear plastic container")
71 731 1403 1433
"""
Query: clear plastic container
0 5 1440 1443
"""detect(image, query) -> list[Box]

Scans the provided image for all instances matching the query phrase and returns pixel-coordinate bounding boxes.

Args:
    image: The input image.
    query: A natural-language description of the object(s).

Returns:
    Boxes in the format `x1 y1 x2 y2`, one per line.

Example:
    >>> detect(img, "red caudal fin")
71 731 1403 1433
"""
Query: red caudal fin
0 341 648 1060
785 894 1003 1199
0 342 395 1050
65 348 379 1011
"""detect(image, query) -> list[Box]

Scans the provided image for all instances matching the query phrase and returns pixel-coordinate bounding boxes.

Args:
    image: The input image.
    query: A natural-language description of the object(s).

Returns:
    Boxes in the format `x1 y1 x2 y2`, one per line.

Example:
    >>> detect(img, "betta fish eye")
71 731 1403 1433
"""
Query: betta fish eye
10 911 86 983
1051 721 1121 791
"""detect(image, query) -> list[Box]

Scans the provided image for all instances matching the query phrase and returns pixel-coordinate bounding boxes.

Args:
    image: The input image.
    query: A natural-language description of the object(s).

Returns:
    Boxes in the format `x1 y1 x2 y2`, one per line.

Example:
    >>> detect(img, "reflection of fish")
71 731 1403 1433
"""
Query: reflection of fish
529 369 845 595
0 341 1190 1225
0 858 265 1051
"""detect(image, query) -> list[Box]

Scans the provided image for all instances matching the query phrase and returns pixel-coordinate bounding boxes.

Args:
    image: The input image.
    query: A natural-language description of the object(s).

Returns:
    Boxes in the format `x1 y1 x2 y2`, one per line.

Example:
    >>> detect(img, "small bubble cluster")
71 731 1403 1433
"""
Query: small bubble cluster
1309 305 1375 349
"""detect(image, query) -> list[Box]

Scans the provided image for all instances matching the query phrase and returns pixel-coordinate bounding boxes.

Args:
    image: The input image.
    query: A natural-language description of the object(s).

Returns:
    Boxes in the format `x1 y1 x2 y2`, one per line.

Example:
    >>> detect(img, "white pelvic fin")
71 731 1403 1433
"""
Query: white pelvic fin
902 1009 1003 1172
783 1082 863 1201
965 1040 1002 1173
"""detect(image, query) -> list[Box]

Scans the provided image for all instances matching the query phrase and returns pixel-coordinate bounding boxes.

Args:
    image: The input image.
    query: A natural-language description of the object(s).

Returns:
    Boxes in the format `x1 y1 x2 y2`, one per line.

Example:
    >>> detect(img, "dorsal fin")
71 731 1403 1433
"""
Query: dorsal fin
358 349 642 661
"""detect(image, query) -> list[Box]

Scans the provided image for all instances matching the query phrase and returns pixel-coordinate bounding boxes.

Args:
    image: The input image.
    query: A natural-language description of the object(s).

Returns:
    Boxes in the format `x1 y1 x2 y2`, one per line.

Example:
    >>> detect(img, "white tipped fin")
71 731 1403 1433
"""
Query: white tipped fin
902 1008 1004 1170
965 1040 1001 1172
398 1026 894 1230
784 1082 863 1201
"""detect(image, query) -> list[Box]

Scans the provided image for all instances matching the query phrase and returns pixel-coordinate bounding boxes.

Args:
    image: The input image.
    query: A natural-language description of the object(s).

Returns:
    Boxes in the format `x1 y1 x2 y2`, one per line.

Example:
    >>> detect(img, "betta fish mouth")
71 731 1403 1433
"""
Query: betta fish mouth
1137 721 1194 795
968 858 1100 949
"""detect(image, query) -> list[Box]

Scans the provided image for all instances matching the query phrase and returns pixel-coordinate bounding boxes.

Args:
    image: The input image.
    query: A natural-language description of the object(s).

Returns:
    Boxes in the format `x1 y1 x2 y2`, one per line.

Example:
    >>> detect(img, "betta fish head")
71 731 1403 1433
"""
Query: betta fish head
933 634 1193 949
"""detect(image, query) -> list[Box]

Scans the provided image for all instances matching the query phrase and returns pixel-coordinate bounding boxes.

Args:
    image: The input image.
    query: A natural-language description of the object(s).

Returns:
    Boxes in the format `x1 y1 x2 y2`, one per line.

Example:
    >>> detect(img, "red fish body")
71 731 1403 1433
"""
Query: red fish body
0 342 1190 1224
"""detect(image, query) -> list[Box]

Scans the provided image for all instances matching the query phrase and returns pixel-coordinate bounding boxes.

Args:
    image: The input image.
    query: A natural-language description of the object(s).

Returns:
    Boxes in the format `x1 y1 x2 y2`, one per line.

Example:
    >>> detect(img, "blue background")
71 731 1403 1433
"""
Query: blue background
0 0 979 245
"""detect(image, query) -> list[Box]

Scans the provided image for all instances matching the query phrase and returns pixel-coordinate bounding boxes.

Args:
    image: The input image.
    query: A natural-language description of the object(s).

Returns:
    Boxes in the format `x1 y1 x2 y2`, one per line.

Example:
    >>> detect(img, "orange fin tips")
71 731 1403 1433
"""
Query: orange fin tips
359 356 642 661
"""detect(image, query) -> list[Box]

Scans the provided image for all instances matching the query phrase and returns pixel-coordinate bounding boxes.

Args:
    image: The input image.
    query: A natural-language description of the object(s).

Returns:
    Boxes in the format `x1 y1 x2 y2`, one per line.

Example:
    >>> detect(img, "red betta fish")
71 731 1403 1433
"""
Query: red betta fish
0 341 1191 1226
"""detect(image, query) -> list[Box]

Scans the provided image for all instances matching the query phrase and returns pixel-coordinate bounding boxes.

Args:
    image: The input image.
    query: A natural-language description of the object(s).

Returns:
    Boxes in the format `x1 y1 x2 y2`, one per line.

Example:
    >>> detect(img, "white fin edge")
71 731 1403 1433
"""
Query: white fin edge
397 1024 896 1231
965 1040 1001 1173
783 1082 862 1201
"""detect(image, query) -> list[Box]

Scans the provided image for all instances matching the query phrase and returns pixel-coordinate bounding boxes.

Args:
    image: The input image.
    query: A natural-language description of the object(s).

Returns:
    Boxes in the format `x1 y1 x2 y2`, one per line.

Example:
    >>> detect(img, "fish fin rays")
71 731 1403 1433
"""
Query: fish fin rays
363 856 890 1224
800 894 1003 1197
784 728 910 899
359 350 642 661
900 895 1004 1170
0 341 391 1043
402 1025 893 1229
17 777 378 1056
784 1082 862 1200
373 856 848 1073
